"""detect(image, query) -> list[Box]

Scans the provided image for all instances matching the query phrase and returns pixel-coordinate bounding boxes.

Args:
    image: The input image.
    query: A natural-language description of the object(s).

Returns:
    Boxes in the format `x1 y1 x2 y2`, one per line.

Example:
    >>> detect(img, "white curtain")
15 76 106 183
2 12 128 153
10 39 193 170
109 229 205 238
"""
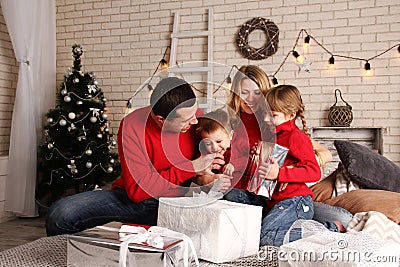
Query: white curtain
0 0 56 216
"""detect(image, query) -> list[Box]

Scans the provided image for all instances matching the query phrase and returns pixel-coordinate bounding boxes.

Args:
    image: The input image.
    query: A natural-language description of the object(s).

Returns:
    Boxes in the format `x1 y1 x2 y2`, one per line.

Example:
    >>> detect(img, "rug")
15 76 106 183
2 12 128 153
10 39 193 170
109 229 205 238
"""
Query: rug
0 235 278 267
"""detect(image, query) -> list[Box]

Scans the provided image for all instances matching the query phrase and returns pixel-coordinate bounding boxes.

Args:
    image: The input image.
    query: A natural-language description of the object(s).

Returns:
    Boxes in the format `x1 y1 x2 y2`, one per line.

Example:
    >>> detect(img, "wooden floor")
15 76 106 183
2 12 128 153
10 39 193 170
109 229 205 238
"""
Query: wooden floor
0 216 46 252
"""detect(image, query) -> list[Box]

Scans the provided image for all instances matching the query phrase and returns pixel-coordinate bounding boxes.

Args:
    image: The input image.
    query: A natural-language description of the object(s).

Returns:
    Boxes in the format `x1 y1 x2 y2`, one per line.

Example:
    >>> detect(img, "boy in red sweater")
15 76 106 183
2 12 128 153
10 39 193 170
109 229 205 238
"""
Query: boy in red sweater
46 77 229 236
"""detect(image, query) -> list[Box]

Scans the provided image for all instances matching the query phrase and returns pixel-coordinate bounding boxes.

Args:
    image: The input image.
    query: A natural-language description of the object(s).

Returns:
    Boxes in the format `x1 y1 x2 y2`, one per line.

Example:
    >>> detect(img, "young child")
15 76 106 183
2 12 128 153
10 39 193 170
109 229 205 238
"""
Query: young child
195 108 235 176
225 84 344 246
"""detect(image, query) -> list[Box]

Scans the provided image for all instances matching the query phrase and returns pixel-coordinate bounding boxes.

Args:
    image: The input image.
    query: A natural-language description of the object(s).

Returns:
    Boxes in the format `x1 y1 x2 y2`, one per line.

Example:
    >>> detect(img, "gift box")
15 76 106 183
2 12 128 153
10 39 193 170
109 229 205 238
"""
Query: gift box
67 222 197 267
157 197 263 263
247 142 288 199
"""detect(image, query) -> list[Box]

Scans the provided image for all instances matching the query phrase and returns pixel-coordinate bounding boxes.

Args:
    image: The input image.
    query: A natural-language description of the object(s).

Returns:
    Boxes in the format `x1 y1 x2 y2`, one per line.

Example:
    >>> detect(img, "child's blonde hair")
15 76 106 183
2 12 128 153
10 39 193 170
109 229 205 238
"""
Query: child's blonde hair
266 84 310 137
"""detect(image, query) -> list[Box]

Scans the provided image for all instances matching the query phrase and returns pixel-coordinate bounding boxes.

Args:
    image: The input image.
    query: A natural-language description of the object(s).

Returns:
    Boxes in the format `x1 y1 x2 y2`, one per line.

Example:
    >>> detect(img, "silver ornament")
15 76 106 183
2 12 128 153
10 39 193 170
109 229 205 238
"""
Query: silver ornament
111 140 117 146
68 112 76 120
76 100 83 105
73 77 79 83
105 128 109 132
93 80 98 85
107 166 113 173
97 133 103 139
72 169 78 174
61 89 67 95
86 162 92 168
101 113 108 119
102 97 107 102
64 95 71 102
90 116 97 123
85 149 92 156
47 143 53 149
47 117 54 123
110 158 115 164
59 119 67 126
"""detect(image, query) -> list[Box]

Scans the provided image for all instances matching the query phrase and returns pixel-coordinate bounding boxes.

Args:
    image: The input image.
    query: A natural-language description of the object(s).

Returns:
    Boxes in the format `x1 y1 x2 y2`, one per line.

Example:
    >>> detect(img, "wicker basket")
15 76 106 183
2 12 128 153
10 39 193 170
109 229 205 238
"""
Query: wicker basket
328 89 353 127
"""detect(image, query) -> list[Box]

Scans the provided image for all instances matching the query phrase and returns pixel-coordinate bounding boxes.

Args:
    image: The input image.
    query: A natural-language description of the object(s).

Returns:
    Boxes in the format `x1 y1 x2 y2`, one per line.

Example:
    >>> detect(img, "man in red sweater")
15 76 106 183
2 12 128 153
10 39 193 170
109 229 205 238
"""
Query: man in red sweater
46 77 228 236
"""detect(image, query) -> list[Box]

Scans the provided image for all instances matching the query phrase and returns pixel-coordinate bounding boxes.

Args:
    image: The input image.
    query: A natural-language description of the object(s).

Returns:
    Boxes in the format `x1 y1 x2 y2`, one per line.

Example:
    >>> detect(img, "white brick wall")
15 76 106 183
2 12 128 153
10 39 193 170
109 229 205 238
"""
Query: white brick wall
0 6 17 157
0 1 398 166
54 0 400 164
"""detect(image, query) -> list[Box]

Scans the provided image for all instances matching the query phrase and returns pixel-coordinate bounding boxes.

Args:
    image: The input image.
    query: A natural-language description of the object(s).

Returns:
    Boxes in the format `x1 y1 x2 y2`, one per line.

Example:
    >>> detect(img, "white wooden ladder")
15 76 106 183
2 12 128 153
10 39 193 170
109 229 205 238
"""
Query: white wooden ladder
168 8 214 112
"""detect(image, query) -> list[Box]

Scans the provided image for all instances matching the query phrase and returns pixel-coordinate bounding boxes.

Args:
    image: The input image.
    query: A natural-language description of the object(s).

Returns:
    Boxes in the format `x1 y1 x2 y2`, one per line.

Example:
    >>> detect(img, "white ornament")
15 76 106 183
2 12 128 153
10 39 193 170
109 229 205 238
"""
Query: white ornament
59 119 67 126
102 97 107 102
111 140 117 146
76 100 83 105
90 116 97 123
105 128 109 132
86 162 92 168
47 143 53 149
73 77 79 83
61 89 67 95
94 80 98 85
47 117 54 123
110 158 115 164
85 149 92 156
107 166 113 173
101 113 108 119
97 133 103 139
64 95 71 102
68 112 76 120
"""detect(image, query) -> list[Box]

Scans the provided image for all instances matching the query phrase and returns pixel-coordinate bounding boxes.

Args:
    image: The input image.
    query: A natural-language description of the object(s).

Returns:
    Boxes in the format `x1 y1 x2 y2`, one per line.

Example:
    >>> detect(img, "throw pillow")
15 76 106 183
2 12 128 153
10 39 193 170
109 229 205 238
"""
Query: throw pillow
334 140 400 193
310 169 336 202
323 189 400 224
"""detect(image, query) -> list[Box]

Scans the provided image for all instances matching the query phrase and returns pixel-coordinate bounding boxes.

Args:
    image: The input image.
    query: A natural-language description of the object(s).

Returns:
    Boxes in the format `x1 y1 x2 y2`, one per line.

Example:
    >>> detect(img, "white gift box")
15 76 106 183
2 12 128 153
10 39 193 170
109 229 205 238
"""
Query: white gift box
157 197 263 263
67 222 197 267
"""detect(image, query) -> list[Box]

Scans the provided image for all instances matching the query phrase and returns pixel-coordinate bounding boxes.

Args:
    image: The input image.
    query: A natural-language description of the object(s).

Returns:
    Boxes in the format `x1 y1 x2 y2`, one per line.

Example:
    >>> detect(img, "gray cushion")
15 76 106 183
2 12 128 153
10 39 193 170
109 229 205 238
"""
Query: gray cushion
334 140 400 193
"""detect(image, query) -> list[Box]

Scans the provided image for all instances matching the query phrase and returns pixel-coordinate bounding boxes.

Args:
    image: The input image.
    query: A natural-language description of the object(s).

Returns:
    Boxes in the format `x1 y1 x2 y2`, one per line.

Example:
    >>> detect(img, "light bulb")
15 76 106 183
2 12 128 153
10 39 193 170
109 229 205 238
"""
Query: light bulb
328 56 335 68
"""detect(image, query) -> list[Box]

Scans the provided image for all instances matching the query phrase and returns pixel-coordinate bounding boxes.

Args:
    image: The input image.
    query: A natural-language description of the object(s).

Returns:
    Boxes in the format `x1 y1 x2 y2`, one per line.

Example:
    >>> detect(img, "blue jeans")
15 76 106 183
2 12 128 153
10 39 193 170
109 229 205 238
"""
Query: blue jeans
45 189 159 236
224 189 349 246
313 201 353 228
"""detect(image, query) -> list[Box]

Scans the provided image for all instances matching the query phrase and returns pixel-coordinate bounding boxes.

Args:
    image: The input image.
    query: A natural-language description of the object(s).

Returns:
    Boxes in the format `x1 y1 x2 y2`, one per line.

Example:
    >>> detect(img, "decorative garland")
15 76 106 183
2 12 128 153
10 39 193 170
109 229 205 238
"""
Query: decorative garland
236 17 279 60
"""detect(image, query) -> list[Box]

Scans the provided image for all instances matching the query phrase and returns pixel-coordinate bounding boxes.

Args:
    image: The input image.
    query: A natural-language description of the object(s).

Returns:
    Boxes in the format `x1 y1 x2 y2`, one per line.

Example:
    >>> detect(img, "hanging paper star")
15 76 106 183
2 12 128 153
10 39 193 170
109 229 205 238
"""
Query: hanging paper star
296 58 312 73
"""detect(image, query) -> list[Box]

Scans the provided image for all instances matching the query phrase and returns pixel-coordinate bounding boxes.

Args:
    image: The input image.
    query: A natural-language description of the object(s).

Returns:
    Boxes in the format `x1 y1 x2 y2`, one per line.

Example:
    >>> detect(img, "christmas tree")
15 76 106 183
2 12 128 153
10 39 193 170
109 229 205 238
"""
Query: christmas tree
37 44 120 208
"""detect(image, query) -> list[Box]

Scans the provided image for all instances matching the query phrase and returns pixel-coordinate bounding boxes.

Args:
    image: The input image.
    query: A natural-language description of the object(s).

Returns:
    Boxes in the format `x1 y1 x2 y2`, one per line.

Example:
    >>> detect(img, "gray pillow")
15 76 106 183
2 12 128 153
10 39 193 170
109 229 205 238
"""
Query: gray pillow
334 140 400 193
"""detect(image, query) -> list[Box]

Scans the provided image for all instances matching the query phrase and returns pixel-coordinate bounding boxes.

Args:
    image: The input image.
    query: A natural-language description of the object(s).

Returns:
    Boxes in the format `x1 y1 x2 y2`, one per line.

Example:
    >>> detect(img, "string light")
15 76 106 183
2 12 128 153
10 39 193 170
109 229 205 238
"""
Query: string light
328 55 335 68
213 65 238 94
292 50 304 64
303 35 310 49
271 28 400 80
364 61 372 76
125 46 170 112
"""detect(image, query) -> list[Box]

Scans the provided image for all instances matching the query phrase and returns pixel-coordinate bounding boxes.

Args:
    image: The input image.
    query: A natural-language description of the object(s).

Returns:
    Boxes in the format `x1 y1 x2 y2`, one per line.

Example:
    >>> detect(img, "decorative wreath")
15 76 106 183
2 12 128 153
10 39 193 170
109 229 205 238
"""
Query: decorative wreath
236 17 279 60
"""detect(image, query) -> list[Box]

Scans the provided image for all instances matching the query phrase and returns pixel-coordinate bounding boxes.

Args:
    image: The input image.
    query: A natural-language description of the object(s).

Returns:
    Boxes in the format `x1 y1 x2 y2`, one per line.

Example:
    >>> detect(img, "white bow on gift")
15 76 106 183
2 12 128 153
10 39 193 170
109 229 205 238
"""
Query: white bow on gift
118 225 199 267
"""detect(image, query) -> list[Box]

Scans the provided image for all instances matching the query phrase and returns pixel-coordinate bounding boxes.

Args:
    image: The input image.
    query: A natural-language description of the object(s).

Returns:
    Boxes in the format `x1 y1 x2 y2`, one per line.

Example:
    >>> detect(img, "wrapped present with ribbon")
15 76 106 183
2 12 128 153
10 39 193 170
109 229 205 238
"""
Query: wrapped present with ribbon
157 194 263 263
67 222 198 267
246 141 289 200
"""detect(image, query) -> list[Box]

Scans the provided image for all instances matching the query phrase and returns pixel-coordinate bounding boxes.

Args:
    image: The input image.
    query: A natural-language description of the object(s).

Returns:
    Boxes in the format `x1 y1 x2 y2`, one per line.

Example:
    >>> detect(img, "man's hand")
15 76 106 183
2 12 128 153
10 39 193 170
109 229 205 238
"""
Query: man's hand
211 173 233 193
192 153 215 175
222 163 235 176
192 152 226 175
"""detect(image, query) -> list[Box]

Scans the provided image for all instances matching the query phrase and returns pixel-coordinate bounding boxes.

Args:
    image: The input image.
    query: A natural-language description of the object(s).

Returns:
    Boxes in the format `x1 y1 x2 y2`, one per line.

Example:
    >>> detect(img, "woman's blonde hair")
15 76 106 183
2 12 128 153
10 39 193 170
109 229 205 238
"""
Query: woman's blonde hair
226 65 271 114
266 84 310 137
